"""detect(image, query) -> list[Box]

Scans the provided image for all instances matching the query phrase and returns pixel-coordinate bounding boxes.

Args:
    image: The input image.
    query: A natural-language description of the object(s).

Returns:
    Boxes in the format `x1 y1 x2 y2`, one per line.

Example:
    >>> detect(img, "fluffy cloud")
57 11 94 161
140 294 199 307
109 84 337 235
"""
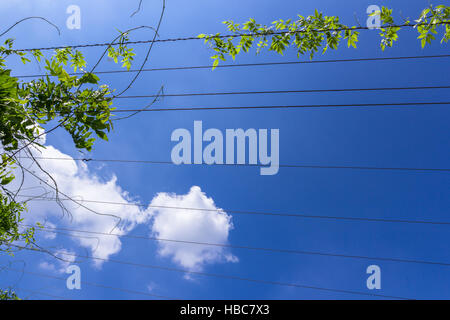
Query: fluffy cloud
42 222 57 240
7 133 237 272
38 248 76 274
149 186 238 272
15 141 149 267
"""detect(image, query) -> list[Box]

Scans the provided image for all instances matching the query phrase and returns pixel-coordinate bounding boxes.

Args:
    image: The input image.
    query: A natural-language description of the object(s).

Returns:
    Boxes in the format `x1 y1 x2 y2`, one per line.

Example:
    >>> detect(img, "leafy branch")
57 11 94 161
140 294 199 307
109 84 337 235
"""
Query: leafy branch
0 29 145 254
199 4 450 68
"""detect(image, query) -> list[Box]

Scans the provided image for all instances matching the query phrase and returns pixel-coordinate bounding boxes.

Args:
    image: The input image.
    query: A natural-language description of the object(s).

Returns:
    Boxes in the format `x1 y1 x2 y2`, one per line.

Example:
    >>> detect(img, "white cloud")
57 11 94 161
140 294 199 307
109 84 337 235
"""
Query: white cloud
147 282 157 292
11 135 151 268
38 248 76 274
148 186 238 272
6 132 237 273
42 222 57 240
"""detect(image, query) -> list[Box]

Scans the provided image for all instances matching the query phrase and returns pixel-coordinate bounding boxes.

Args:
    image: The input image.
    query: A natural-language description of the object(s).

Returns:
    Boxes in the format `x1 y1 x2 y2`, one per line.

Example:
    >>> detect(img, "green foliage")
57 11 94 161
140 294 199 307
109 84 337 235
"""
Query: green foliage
0 26 137 299
0 289 19 300
200 5 450 68
0 192 34 254
0 31 135 260
415 5 450 47
0 69 29 152
378 7 402 50
22 47 115 150
107 31 136 70
0 154 35 253
0 42 116 152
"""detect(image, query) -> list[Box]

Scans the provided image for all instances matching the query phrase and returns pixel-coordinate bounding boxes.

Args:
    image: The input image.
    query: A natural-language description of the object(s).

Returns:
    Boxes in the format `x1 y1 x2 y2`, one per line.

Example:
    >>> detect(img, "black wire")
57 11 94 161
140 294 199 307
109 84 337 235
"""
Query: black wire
12 54 450 78
11 245 412 300
111 101 450 112
15 287 67 300
0 17 61 38
130 0 144 18
16 156 450 173
114 0 166 98
112 85 450 99
13 21 450 52
5 267 173 299
26 224 450 267
18 195 450 226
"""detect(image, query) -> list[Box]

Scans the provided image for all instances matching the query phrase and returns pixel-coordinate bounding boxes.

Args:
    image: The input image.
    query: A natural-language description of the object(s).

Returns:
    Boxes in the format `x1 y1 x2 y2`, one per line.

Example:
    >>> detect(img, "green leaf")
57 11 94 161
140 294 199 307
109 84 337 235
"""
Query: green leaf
96 131 108 141
212 58 219 70
1 175 14 185
79 73 100 85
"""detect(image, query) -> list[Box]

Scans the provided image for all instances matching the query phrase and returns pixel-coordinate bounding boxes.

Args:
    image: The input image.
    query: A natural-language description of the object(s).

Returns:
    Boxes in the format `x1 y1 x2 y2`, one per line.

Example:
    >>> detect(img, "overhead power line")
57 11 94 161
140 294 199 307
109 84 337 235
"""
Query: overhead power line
12 245 411 300
16 156 450 173
12 54 450 78
113 85 450 100
5 267 173 300
25 224 450 267
110 101 450 112
15 287 68 300
14 22 450 52
17 195 450 226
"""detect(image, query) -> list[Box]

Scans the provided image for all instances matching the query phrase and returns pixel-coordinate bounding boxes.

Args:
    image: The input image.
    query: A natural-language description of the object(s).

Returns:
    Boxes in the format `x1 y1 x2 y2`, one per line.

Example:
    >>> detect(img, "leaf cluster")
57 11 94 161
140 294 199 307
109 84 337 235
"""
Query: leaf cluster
199 5 449 68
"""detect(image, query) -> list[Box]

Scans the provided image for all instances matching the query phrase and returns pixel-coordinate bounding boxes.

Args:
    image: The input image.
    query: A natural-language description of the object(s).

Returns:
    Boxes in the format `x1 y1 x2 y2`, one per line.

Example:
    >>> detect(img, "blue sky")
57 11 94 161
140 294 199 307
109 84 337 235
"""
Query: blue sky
1 0 449 300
